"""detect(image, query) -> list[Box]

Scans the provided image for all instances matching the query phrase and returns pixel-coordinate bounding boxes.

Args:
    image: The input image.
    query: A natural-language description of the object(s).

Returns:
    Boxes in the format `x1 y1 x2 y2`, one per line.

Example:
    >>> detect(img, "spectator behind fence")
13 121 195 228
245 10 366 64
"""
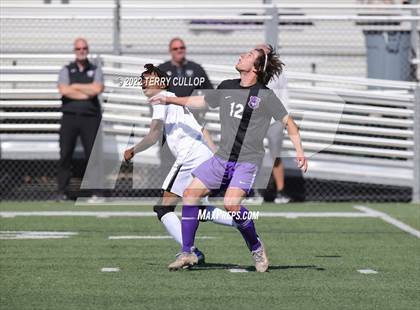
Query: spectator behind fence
56 38 104 201
156 37 216 181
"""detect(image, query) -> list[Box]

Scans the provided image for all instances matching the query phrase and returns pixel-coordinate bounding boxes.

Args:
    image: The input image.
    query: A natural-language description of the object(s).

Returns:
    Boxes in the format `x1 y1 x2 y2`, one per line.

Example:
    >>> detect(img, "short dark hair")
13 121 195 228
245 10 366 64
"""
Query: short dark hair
253 45 284 85
169 37 185 49
141 63 169 89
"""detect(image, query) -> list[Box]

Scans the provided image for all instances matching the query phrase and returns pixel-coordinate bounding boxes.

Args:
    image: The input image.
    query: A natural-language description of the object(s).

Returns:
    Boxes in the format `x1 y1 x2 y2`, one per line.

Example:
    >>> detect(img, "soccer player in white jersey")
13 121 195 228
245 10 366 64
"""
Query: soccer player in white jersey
124 64 235 263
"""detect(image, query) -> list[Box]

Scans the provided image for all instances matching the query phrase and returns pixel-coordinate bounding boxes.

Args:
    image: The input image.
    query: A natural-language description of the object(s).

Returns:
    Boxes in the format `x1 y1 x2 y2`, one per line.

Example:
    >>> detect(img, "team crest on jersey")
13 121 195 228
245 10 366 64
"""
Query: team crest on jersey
248 96 261 109
186 69 194 76
166 71 172 76
87 70 94 77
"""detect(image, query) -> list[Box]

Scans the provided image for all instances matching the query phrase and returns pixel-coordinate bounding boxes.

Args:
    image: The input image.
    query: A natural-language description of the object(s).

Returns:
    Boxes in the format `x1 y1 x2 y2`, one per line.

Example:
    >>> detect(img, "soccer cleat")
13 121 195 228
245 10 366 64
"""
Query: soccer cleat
168 252 198 271
274 190 290 204
86 195 106 204
54 192 68 202
193 248 206 265
252 241 269 272
175 248 205 265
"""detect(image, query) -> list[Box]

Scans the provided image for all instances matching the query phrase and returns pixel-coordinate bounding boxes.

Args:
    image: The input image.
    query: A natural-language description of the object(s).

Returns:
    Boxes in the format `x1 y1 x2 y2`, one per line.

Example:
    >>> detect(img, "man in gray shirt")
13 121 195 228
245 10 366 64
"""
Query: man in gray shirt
56 38 104 200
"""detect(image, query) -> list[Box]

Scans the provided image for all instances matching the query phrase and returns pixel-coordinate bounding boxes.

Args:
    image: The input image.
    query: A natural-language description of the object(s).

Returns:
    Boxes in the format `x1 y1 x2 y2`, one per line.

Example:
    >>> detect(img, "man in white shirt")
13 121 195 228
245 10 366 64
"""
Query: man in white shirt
124 64 235 263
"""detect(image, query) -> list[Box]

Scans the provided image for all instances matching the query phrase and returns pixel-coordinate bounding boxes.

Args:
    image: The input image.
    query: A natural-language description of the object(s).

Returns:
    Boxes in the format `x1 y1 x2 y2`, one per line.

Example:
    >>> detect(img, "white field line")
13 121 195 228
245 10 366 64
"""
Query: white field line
108 235 216 240
259 212 376 218
228 268 249 273
75 198 158 206
101 267 120 272
355 206 420 239
357 269 378 274
0 211 157 218
0 231 78 239
0 211 375 218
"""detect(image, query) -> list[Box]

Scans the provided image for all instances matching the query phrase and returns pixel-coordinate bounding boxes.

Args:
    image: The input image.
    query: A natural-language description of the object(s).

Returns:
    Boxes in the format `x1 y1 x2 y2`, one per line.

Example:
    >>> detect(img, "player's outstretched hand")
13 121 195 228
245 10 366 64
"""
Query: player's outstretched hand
148 94 167 105
296 153 308 173
124 147 134 162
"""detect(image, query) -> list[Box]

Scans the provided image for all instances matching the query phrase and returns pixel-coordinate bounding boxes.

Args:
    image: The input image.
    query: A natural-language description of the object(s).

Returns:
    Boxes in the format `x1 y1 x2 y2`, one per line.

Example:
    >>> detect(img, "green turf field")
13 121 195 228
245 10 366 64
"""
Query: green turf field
1 202 419 310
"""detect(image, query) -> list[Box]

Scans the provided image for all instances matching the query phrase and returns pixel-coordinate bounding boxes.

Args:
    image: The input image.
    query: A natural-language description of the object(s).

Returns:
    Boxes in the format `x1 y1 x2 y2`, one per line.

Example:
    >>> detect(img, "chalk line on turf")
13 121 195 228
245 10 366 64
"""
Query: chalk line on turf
228 268 249 273
0 231 78 240
108 235 216 240
101 267 120 272
2 208 418 239
357 269 378 274
354 206 420 239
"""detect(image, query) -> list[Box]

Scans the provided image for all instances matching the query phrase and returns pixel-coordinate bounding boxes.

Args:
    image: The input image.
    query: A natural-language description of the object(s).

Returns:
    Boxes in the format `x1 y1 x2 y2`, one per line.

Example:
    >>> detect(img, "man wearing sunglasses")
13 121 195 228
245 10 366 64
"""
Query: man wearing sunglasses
56 38 104 201
158 37 213 98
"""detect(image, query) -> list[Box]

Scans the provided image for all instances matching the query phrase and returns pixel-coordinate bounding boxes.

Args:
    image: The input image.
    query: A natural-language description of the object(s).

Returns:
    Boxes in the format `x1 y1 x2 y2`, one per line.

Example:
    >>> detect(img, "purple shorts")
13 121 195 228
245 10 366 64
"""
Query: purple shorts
192 155 258 196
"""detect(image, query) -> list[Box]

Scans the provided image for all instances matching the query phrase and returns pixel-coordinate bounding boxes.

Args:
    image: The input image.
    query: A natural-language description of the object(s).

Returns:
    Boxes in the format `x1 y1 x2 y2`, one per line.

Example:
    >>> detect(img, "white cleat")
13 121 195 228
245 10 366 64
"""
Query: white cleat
252 241 269 272
168 252 198 271
274 190 291 204
86 195 106 204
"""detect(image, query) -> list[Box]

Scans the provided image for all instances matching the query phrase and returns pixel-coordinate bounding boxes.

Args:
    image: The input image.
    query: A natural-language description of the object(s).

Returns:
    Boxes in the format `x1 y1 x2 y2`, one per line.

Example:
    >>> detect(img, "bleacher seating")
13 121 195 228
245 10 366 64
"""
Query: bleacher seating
1 53 418 188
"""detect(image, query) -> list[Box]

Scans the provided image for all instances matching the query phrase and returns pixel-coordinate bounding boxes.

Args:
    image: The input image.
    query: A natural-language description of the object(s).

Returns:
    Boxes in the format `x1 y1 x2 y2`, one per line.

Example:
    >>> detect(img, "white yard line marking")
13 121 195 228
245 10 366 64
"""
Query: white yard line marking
0 211 157 218
76 197 158 206
357 269 378 274
0 231 78 240
259 212 376 218
108 235 216 240
355 206 420 239
101 267 120 272
228 268 249 273
0 211 374 218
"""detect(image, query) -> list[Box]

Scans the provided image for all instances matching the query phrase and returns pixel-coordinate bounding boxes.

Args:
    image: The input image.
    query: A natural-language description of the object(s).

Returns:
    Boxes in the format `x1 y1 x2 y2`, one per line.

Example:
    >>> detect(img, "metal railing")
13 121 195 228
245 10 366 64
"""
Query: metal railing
1 2 419 78
1 53 419 201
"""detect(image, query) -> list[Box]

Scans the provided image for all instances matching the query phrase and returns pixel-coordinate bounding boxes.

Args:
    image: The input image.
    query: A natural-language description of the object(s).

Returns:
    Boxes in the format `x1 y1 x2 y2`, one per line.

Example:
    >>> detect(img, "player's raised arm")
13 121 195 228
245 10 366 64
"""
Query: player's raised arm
282 115 308 172
149 94 207 110
124 119 163 162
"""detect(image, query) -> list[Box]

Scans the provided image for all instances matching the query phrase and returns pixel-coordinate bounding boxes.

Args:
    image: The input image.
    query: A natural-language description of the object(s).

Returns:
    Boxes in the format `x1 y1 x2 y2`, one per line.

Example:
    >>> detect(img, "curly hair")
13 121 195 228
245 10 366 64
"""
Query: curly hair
141 63 169 89
253 45 284 85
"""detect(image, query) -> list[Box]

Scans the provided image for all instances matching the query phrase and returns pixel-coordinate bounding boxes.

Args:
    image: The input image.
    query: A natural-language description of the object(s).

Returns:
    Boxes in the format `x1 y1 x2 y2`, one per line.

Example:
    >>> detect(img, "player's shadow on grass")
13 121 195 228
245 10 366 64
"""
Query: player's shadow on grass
190 263 325 272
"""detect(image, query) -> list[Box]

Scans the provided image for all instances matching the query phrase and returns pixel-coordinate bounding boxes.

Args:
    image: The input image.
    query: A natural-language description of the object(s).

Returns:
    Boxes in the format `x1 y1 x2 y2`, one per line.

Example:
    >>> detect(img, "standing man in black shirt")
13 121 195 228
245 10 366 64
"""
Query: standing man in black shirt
56 38 104 200
158 37 213 100
157 37 215 181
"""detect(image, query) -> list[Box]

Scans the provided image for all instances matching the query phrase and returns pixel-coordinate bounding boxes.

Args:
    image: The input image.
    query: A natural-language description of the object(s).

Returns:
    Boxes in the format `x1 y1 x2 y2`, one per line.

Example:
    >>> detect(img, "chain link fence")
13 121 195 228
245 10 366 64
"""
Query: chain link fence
1 2 418 78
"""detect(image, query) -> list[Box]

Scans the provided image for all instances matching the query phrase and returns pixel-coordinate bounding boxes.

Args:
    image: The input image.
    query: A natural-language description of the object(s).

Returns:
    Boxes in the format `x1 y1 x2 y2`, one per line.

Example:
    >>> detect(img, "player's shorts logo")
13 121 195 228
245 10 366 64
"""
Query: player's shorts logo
248 96 261 109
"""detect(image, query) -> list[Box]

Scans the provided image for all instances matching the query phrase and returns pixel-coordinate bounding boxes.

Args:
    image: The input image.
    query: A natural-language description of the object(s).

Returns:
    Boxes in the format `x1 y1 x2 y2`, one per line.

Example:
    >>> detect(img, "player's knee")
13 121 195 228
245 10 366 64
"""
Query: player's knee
223 196 241 212
223 205 237 212
183 187 194 198
153 204 175 221
182 188 200 205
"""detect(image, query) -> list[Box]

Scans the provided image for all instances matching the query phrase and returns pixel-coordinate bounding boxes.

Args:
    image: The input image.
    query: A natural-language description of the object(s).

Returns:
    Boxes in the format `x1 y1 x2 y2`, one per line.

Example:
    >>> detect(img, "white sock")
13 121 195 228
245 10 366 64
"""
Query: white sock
161 212 182 246
205 205 236 227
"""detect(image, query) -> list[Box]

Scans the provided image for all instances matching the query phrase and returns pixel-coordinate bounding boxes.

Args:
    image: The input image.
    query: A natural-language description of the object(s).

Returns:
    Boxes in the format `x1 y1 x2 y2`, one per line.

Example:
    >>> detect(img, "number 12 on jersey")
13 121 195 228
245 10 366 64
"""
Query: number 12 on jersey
230 102 243 119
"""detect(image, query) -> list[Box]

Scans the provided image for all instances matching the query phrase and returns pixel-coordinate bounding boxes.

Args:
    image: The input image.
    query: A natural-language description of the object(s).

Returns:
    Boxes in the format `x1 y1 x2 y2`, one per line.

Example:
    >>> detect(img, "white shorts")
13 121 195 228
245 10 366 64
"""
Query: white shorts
162 143 213 197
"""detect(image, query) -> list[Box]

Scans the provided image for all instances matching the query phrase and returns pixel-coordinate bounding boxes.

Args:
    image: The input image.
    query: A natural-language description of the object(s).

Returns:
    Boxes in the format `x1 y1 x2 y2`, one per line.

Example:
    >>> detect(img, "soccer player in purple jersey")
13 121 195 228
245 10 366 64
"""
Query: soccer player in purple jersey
150 46 308 272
